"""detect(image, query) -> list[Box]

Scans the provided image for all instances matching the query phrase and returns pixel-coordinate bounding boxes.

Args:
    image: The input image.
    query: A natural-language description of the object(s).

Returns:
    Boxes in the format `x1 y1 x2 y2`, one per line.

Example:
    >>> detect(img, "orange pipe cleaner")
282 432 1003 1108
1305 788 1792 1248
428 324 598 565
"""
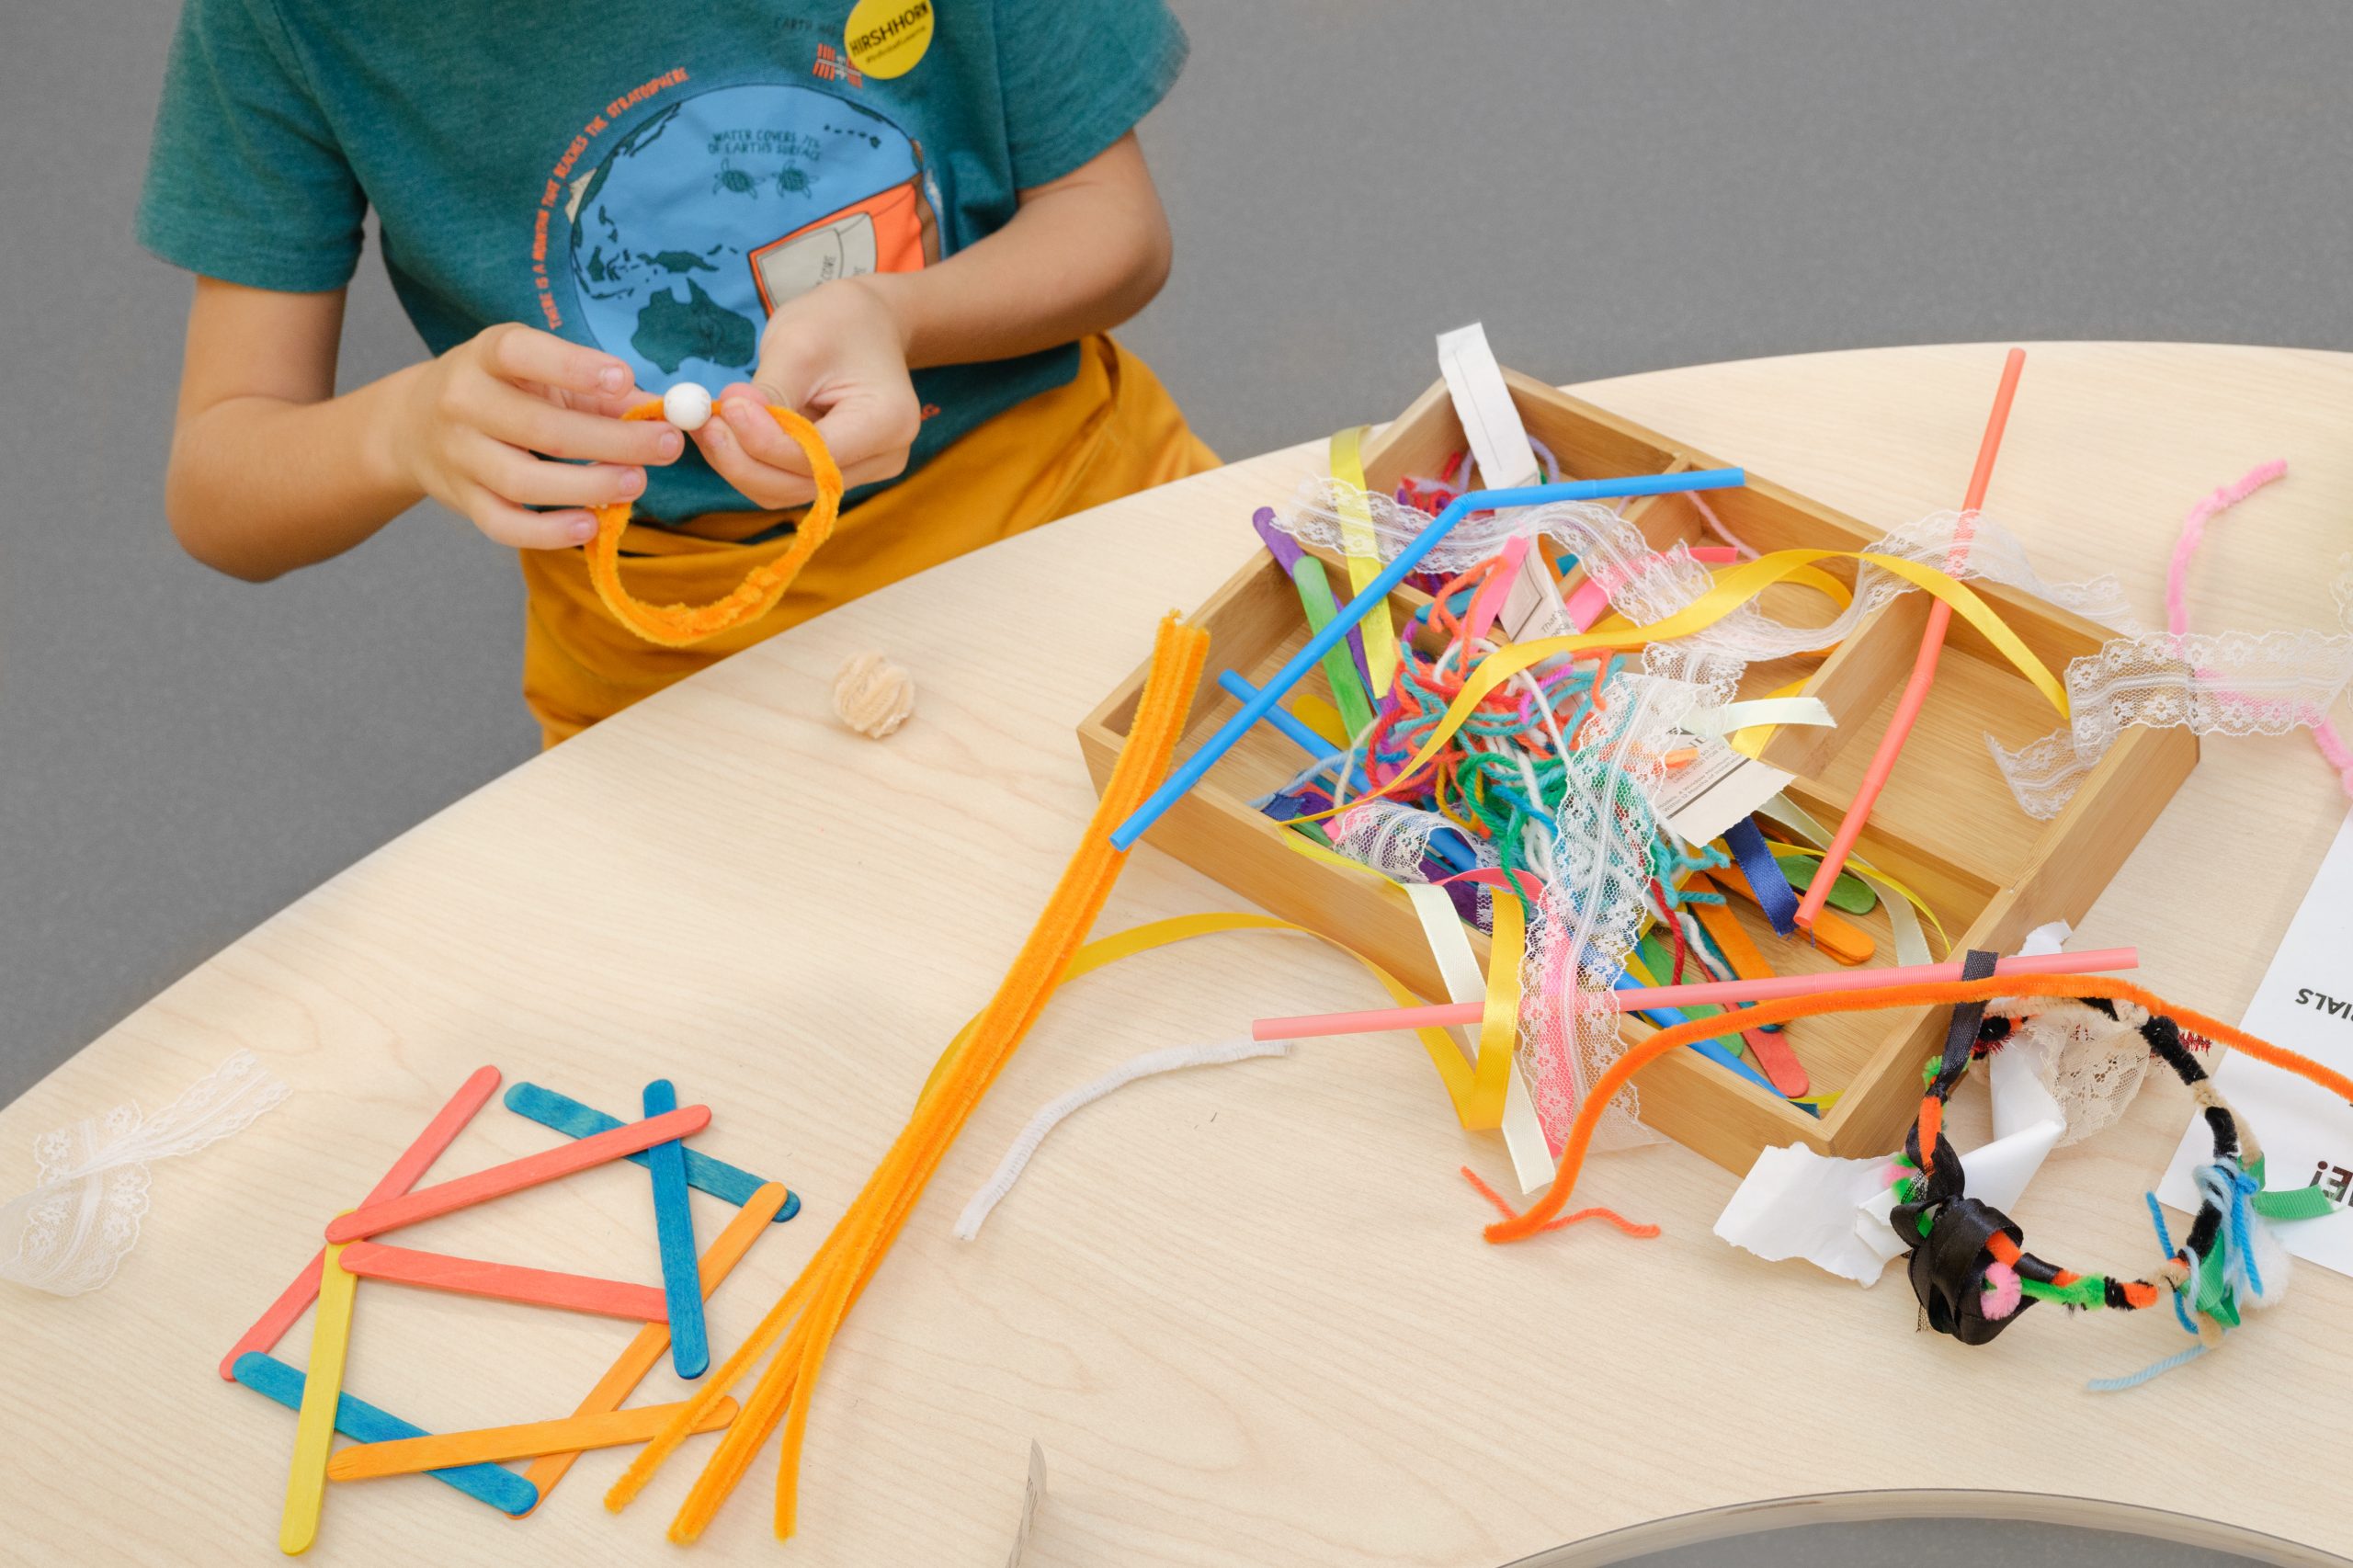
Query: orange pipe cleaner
606 611 1210 1542
585 402 845 648
1486 973 2353 1244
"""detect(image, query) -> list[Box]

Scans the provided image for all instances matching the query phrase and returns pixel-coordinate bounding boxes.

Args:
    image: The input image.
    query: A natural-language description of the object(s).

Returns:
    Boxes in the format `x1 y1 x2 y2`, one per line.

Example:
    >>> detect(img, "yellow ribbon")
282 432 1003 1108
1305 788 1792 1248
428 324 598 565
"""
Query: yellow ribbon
1331 425 1402 699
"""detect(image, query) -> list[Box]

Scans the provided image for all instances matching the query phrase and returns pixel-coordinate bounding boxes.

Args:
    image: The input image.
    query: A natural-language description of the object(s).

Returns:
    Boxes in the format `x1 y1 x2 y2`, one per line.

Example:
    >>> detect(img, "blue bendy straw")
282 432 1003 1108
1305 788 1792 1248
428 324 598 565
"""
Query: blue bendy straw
1110 470 1746 850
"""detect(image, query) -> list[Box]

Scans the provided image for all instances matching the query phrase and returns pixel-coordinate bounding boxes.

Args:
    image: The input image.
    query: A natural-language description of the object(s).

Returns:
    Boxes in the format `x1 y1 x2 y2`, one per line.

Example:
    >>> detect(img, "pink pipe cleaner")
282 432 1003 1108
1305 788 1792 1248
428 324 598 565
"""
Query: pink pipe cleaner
2166 460 2353 797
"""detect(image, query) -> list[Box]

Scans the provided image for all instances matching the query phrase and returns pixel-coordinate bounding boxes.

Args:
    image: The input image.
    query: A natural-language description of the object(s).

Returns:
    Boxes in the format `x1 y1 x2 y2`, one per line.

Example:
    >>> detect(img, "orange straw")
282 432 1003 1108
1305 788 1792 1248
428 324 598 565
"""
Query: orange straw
1795 347 2027 932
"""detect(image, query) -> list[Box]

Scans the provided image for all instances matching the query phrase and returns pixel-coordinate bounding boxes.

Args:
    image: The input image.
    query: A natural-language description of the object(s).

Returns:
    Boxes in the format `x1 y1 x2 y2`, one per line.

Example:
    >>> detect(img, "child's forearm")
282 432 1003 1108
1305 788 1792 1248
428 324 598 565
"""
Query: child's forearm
866 132 1174 369
167 369 426 582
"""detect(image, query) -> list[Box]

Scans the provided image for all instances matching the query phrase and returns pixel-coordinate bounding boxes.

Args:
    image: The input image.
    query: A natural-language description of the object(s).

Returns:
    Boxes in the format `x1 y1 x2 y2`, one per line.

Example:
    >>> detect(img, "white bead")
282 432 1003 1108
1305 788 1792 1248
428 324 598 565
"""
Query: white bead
661 381 712 432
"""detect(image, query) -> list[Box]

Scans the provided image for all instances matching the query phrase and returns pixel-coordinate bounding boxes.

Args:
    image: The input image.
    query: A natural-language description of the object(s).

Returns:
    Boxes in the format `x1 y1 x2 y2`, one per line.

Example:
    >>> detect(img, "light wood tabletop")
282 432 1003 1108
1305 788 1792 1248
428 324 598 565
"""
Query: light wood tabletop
6 344 2351 1567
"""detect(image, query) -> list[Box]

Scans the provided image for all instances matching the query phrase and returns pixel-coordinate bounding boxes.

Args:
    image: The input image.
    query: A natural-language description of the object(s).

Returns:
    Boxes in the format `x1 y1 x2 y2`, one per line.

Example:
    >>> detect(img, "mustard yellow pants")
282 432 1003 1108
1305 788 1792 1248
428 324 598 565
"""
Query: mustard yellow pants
519 335 1217 745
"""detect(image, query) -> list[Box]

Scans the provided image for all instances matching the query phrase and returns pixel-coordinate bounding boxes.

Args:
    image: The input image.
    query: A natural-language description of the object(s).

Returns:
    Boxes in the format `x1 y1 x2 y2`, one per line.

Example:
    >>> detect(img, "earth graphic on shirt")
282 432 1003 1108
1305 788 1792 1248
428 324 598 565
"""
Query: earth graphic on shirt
564 83 923 392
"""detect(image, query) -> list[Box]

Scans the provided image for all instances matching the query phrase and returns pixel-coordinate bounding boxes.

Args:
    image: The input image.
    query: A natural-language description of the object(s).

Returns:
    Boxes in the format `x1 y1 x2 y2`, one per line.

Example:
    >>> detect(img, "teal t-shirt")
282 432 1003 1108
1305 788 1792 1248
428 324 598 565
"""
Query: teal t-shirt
139 0 1187 524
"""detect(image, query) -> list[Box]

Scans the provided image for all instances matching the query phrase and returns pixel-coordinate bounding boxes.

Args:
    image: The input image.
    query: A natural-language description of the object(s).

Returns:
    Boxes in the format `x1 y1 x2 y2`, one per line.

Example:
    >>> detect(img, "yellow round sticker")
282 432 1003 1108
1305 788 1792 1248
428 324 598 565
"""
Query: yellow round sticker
844 0 935 80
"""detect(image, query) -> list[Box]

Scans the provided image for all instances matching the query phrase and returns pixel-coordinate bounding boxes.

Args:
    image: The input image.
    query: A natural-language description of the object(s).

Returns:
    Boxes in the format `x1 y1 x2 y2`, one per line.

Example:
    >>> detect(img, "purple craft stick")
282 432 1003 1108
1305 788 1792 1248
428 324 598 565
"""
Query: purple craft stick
1253 507 1377 697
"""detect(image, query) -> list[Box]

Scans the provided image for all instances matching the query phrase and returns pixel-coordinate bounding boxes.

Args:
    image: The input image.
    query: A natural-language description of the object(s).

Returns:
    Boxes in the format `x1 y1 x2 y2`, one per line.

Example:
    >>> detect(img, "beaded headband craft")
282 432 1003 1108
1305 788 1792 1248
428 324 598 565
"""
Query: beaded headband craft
1888 949 2336 1346
585 400 847 649
1481 964 2353 1362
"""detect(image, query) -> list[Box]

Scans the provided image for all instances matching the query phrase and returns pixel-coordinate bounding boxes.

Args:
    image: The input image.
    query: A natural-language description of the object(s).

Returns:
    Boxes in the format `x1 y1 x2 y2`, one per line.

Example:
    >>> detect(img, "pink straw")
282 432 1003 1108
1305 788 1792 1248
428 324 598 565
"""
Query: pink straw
1250 946 2137 1040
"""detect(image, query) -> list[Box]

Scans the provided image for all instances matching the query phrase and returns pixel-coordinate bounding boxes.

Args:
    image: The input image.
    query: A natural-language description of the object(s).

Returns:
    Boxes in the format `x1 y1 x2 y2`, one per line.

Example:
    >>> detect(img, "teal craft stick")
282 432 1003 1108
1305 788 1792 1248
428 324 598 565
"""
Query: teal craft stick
642 1080 709 1380
503 1084 800 1222
1289 556 1378 737
231 1353 538 1517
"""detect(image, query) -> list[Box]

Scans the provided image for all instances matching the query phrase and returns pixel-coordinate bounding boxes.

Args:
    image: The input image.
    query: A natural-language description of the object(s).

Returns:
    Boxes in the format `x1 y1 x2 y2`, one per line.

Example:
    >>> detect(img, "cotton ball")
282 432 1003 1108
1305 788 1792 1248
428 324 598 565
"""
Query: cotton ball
834 653 915 739
662 381 713 432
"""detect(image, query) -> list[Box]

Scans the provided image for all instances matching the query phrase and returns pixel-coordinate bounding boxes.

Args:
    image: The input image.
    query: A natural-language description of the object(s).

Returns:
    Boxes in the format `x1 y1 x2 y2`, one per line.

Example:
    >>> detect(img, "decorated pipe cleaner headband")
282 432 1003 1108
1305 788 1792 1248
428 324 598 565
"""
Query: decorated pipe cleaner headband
1887 951 2330 1346
585 399 846 648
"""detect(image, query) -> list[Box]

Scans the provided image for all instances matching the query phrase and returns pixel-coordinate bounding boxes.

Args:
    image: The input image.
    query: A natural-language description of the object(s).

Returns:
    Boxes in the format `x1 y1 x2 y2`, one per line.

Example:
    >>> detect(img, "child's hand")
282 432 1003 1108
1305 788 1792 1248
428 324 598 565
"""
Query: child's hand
384 324 684 548
694 278 922 509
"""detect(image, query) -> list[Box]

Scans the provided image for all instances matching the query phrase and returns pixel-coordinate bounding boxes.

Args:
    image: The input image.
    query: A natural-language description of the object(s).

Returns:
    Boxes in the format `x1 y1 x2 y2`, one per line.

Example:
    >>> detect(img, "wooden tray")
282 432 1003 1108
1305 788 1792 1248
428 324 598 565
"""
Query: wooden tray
1078 370 2195 1175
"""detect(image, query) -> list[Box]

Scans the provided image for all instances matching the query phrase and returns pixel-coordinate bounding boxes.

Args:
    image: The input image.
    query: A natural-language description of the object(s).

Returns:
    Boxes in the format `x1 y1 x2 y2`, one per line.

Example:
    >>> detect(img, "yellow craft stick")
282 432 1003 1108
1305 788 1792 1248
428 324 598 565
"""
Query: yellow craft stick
328 1397 739 1481
1330 425 1402 698
518 1181 788 1511
279 1235 358 1555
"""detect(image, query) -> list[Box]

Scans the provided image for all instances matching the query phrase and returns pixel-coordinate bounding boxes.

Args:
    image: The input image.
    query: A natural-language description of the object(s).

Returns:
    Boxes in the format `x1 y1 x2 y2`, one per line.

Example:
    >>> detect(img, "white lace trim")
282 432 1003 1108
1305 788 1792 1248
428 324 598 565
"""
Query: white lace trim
4 1050 289 1296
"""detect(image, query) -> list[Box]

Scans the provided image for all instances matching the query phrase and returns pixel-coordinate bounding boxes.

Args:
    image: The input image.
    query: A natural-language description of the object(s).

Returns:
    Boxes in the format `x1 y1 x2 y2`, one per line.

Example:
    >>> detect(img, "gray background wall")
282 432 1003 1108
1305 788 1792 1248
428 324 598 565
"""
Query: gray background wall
6 2 2349 1108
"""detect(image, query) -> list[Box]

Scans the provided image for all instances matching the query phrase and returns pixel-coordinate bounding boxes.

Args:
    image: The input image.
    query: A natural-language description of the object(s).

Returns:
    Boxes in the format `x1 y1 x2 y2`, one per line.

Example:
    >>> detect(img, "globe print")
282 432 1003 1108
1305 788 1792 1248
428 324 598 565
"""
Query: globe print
565 84 921 392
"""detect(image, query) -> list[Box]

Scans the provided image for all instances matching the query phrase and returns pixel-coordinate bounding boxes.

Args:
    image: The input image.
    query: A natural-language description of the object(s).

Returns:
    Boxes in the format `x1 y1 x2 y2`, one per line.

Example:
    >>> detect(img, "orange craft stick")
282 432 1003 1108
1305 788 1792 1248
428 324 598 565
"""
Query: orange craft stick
327 1397 739 1481
1797 348 2027 932
324 1106 708 1243
222 1066 501 1380
1714 854 1873 964
1683 875 1807 1096
520 1182 789 1513
338 1241 667 1321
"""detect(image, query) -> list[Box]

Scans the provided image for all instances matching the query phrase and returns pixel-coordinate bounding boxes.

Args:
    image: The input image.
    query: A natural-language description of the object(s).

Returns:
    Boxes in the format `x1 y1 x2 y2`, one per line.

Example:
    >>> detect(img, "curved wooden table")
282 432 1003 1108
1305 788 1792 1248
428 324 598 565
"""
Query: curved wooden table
6 345 2351 1567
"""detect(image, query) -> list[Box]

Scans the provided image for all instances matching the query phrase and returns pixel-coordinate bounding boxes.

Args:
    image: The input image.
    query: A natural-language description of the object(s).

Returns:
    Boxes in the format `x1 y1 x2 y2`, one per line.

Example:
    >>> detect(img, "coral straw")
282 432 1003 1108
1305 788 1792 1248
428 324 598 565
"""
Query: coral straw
1795 347 2026 932
1250 946 2137 1040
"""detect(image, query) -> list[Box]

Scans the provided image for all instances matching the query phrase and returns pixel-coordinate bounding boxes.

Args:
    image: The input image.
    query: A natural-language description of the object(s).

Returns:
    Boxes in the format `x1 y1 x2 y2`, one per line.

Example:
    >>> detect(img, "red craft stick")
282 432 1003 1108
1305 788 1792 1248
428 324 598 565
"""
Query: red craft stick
218 1065 503 1380
324 1105 710 1244
1796 348 2027 931
339 1241 669 1321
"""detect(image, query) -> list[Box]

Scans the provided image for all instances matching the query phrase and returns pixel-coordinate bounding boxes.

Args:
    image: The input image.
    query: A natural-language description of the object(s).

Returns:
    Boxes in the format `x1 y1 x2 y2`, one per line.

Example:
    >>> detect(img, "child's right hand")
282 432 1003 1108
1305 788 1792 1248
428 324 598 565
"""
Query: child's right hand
382 324 684 549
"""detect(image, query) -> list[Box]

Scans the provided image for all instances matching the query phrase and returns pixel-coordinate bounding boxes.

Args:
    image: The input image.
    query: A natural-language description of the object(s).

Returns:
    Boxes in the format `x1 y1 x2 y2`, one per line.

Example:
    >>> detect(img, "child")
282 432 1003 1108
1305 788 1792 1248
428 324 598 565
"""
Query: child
141 1 1215 744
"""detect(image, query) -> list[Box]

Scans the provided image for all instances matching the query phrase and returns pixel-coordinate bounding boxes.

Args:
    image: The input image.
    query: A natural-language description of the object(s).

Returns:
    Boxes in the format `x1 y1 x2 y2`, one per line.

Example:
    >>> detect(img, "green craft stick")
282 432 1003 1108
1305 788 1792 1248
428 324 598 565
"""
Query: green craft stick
1768 846 1878 913
1290 557 1378 738
1634 932 1750 1061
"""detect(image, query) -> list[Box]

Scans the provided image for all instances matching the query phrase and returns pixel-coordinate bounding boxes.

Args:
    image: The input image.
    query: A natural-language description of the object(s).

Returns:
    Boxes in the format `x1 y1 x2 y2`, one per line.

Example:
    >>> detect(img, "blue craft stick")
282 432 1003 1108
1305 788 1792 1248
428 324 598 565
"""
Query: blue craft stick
503 1083 801 1223
231 1353 538 1517
1217 669 1477 875
641 1080 709 1380
1609 973 1784 1097
1114 470 1746 850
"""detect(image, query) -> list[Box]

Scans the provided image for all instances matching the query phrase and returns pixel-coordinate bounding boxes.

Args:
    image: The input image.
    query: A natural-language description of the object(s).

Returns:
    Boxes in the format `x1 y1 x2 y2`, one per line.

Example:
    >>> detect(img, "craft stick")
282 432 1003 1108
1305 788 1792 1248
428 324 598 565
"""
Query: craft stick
328 1397 739 1482
1108 469 1748 851
642 1080 709 1379
339 1241 667 1321
502 1084 799 1222
522 1184 787 1511
222 1066 501 1380
233 1354 538 1517
325 1104 709 1242
1682 880 1809 1095
1797 348 2026 931
279 1238 358 1554
1253 507 1374 697
1250 947 2141 1040
1716 852 1874 964
1290 556 1379 736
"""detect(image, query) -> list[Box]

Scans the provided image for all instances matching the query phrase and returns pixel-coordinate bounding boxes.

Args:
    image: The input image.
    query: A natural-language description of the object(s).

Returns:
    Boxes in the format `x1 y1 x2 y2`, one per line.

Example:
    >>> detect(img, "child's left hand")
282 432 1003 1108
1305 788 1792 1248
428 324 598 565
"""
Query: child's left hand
690 278 923 509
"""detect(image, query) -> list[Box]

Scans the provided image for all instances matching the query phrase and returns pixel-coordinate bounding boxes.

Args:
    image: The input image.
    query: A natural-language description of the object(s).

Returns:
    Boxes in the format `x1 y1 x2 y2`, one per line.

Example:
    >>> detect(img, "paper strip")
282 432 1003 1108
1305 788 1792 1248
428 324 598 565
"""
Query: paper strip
1436 323 1541 490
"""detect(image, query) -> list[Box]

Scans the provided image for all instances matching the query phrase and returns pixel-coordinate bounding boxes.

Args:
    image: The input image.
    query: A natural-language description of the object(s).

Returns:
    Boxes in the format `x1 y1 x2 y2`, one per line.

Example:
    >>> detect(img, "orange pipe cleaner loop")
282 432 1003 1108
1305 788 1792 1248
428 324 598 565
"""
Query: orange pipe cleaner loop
585 402 845 648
